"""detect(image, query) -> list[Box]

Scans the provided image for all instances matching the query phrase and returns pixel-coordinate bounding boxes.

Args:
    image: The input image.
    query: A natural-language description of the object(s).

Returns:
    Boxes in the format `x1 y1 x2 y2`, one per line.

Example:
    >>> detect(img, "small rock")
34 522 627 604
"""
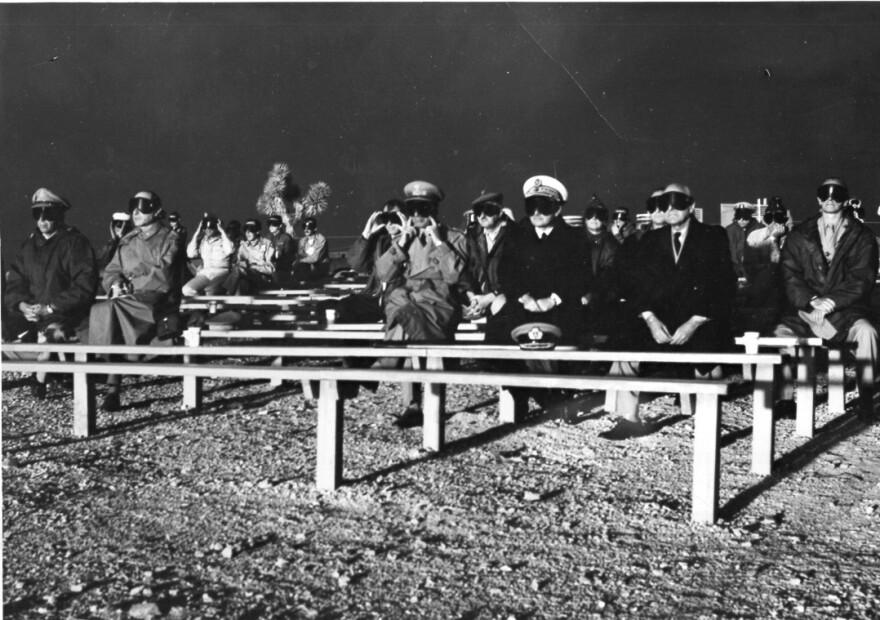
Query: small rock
69 583 85 593
129 602 161 619
129 585 144 597
202 593 215 604
2 456 21 469
337 574 351 588
523 491 542 502
789 577 802 586
275 557 290 569
221 545 235 559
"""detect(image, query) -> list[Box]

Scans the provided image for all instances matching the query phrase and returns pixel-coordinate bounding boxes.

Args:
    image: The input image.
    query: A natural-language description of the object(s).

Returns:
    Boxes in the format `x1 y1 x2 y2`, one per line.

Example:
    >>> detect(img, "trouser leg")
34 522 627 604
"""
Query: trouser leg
608 360 641 421
848 319 878 415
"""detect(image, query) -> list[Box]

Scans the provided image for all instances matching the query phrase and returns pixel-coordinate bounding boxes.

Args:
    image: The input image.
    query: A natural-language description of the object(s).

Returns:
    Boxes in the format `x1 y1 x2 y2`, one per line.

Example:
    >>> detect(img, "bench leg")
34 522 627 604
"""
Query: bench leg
499 387 529 424
73 353 96 437
181 355 203 409
269 356 283 387
422 357 445 452
603 389 617 413
751 362 776 476
741 331 759 382
795 345 816 437
692 393 721 524
316 379 343 491
827 347 846 414
679 393 695 416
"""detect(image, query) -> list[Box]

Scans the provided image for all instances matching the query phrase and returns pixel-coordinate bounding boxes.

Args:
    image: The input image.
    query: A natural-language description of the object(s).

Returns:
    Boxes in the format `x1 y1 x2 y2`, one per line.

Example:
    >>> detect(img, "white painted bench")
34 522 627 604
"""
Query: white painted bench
1 343 732 523
736 332 853 438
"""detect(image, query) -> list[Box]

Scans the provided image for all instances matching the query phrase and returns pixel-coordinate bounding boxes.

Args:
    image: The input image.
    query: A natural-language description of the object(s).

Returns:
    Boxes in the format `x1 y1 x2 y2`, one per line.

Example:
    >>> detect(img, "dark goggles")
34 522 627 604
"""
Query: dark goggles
128 197 160 214
763 211 789 224
32 206 64 221
612 212 629 221
584 206 609 222
112 220 128 227
376 211 401 226
733 208 754 221
473 202 502 218
524 195 560 216
645 197 664 213
817 184 849 203
402 200 438 218
243 224 260 233
660 191 694 211
303 223 316 231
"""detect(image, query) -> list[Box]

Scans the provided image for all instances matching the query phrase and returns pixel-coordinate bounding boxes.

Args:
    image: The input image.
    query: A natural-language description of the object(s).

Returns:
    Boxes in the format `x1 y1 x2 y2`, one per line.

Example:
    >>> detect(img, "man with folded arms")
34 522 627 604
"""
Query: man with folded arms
602 183 736 440
774 178 878 423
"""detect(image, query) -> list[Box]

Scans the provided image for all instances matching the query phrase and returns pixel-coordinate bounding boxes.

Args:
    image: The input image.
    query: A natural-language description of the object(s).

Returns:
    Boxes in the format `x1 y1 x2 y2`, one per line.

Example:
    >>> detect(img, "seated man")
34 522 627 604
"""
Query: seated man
291 217 330 284
3 188 98 398
774 178 878 423
609 206 636 245
182 213 235 296
581 199 621 340
88 190 181 411
374 180 473 427
335 199 404 323
225 218 275 294
464 192 514 320
492 175 587 351
603 183 736 440
739 197 791 333
267 214 295 286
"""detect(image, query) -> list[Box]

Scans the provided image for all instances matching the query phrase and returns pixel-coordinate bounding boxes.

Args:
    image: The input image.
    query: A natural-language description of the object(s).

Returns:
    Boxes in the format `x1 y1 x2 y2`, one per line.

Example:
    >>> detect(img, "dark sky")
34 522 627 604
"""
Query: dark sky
2 2 880 259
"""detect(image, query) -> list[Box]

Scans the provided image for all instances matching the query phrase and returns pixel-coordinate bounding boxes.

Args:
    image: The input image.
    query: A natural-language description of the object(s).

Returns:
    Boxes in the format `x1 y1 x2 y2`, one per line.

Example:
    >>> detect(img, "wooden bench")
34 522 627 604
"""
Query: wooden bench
736 333 853 438
2 342 733 523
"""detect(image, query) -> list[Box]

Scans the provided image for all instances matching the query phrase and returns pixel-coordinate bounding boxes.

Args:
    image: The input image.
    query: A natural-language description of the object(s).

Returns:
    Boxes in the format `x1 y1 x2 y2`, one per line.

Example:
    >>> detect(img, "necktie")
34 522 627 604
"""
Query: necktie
673 232 682 254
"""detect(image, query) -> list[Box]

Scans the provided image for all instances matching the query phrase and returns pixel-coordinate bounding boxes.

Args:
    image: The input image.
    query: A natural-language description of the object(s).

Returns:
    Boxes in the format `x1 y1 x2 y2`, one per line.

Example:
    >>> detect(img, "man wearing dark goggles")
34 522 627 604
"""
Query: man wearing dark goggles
602 182 736 440
5 188 98 399
374 180 473 428
88 189 182 413
724 203 761 280
485 175 587 380
771 178 879 423
291 217 330 283
464 192 513 319
226 218 276 294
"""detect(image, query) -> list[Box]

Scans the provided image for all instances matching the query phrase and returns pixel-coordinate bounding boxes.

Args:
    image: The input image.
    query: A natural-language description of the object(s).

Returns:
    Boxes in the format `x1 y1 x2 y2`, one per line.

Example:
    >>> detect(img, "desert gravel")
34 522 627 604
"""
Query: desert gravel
2 360 879 619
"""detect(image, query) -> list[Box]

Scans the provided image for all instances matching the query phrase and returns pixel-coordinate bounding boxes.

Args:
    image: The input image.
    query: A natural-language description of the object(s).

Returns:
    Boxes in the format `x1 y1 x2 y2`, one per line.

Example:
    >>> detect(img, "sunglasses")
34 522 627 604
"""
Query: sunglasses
763 211 789 224
584 206 609 222
402 201 438 218
473 202 502 218
128 197 159 214
524 196 560 216
32 206 64 221
660 192 694 211
817 184 849 203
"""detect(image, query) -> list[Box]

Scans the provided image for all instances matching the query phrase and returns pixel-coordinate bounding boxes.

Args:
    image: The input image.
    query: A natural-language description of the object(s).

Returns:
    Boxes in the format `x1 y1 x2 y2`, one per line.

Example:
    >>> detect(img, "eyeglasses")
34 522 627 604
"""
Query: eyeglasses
660 192 694 211
402 201 438 218
128 197 159 214
763 211 789 225
32 206 64 221
524 196 560 216
817 184 849 203
473 202 502 218
584 206 609 222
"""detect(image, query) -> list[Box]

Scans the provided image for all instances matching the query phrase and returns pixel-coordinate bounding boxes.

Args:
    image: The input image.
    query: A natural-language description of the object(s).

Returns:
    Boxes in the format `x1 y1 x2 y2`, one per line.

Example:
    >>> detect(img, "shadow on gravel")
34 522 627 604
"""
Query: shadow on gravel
3 578 113 617
5 386 305 456
720 411 869 520
349 396 592 485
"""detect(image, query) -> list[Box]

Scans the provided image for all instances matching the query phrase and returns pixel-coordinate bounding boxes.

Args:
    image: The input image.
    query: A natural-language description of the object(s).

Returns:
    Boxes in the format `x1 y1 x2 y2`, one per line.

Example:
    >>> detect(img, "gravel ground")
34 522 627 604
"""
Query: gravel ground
2 361 879 620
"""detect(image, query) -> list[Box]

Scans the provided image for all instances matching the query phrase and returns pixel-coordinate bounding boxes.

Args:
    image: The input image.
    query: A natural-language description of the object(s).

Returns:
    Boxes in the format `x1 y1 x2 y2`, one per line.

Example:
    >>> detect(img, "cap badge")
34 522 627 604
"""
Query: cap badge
528 326 544 341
